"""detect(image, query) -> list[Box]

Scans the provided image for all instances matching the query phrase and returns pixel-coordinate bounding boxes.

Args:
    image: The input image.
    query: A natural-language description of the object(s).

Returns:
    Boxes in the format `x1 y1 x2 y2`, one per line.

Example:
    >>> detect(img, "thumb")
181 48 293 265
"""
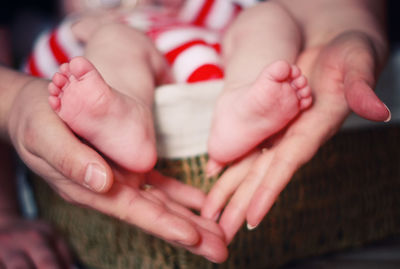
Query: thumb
344 78 390 122
27 120 114 193
342 36 390 122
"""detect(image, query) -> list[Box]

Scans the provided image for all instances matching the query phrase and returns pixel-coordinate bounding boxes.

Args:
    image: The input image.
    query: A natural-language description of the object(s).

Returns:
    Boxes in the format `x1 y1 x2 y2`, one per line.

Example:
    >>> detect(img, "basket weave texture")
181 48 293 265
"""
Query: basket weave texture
32 126 400 268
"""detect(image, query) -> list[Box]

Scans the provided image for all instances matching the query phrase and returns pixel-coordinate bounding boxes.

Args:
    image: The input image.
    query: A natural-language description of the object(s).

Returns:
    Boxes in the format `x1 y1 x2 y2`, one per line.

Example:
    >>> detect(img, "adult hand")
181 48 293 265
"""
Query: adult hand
0 217 73 268
202 31 390 243
7 78 228 262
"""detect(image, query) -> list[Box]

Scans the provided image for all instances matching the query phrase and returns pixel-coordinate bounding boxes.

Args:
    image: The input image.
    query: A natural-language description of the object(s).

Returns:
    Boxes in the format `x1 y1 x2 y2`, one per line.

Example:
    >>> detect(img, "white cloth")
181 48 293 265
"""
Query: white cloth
154 80 223 158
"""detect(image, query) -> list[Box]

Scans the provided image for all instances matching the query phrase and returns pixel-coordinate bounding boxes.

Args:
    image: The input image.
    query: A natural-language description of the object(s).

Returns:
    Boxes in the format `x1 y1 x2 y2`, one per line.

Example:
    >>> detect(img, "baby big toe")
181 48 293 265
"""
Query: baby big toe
59 62 71 76
264 60 291 81
69 56 96 79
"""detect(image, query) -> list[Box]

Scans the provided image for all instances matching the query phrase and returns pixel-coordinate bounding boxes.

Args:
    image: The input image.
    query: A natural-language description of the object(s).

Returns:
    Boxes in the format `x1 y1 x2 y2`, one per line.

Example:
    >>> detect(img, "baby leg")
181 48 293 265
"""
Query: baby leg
70 9 123 43
207 2 312 174
83 22 168 104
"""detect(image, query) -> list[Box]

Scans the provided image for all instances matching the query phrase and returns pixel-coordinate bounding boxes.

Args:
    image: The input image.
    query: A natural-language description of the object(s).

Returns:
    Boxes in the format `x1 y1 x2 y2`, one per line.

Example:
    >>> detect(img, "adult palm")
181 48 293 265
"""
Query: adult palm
202 31 389 243
7 78 228 262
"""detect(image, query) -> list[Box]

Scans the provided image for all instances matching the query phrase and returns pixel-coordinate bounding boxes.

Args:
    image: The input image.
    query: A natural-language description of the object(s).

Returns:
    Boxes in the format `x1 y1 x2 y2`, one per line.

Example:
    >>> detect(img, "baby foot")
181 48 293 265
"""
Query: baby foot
207 60 312 174
48 56 157 172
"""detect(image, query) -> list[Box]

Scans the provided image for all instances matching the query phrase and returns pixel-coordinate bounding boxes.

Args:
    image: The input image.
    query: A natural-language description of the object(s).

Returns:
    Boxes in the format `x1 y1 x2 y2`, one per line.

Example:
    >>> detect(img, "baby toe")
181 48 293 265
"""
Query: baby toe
263 60 291 81
299 96 313 110
52 72 69 89
290 65 301 79
292 75 308 89
48 95 61 111
48 82 61 96
296 85 312 99
69 56 97 79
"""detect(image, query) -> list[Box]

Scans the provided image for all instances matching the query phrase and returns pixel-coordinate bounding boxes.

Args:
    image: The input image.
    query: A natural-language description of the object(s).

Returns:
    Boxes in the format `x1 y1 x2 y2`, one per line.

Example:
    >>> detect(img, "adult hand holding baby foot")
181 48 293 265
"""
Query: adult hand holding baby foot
202 0 389 243
4 70 228 263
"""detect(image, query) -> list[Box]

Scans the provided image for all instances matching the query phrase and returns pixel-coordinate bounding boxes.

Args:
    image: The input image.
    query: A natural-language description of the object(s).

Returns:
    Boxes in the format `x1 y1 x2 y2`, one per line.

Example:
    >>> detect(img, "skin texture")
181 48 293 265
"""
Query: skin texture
207 61 312 174
3 74 228 262
1 10 228 262
49 57 157 173
202 0 389 243
0 0 389 263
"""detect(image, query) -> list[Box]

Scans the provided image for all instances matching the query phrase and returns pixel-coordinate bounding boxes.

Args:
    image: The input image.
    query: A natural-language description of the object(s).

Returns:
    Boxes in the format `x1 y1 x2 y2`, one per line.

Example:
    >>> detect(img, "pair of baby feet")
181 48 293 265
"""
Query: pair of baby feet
48 57 312 173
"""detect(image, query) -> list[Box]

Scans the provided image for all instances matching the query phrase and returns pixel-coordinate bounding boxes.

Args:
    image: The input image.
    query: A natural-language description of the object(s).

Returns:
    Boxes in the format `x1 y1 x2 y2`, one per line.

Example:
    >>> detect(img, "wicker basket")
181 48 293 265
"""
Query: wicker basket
32 125 400 269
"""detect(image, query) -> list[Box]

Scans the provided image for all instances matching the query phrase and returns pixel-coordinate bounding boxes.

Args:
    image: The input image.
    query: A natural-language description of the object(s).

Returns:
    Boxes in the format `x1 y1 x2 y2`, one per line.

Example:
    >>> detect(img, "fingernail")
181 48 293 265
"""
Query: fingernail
84 163 107 192
384 104 391 123
247 222 258 231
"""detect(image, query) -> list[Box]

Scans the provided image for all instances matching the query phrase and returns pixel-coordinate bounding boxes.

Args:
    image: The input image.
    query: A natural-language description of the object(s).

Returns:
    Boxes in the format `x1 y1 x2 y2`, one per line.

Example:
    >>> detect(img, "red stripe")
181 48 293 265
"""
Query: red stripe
212 43 221 54
146 24 178 40
27 55 43 77
233 3 243 17
193 0 215 26
187 64 224 83
165 39 208 64
49 30 69 64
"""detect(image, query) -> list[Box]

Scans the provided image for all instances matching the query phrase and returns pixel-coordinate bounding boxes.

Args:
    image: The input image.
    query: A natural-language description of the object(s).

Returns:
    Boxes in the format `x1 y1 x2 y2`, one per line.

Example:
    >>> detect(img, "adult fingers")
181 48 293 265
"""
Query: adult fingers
335 32 389 122
205 158 225 177
148 188 224 236
0 249 34 269
61 179 229 261
245 126 322 229
345 79 390 122
172 226 229 263
32 221 74 268
116 169 226 240
343 49 390 121
138 188 228 263
218 151 274 243
37 222 74 268
201 151 259 221
71 181 229 262
52 236 75 269
24 240 66 269
0 220 73 269
216 104 333 241
64 181 201 247
146 170 206 210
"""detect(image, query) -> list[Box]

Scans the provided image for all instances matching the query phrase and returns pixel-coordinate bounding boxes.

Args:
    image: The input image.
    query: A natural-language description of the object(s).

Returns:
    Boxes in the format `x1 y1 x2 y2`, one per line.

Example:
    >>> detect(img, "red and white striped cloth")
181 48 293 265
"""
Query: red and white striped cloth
25 0 258 83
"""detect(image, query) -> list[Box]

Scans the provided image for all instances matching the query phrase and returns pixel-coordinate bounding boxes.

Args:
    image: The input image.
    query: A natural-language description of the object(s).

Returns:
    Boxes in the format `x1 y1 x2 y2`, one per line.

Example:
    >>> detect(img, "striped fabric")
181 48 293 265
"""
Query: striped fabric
25 0 258 83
